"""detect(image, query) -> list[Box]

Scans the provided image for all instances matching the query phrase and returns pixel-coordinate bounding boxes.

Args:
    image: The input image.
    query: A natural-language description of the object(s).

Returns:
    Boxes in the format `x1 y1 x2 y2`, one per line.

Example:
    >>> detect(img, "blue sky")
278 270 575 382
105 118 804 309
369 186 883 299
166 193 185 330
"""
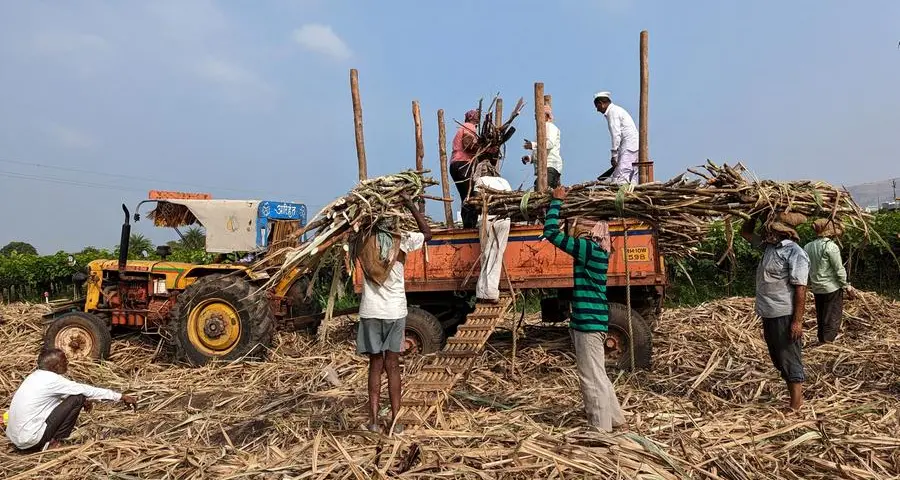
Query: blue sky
1 0 899 253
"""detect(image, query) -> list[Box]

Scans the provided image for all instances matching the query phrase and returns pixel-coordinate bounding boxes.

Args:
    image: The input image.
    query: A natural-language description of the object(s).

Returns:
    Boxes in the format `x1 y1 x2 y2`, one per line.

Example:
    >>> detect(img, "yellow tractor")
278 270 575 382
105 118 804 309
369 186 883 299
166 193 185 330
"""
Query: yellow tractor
43 192 319 366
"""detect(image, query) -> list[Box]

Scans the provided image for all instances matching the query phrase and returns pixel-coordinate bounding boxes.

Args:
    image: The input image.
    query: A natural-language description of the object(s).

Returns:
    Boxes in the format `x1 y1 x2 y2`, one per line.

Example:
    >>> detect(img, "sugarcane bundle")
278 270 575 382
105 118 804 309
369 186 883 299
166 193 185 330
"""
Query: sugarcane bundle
255 170 438 288
472 161 875 258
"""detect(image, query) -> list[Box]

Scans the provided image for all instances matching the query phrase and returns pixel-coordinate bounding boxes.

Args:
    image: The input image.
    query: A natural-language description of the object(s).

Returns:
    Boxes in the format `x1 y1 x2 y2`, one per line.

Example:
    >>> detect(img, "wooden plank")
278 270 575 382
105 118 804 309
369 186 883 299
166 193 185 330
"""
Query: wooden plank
534 82 547 192
437 109 454 227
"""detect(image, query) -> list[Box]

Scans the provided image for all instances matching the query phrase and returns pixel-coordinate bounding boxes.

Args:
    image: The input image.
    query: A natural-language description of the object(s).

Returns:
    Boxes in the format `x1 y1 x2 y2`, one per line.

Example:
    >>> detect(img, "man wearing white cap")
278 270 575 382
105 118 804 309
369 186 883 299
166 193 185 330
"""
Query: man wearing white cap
593 92 638 185
522 105 563 189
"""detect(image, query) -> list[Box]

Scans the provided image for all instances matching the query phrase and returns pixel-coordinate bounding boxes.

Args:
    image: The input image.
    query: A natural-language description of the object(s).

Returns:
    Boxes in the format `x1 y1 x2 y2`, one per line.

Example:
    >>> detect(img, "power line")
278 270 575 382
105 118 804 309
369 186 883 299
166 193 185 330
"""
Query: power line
0 167 326 212
0 157 296 198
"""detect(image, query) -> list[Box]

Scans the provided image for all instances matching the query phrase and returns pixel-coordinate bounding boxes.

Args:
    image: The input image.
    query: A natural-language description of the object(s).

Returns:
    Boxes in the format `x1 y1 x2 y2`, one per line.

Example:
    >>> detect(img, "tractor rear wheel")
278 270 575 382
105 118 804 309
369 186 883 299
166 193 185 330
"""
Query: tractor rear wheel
170 274 275 366
604 303 652 371
43 312 111 362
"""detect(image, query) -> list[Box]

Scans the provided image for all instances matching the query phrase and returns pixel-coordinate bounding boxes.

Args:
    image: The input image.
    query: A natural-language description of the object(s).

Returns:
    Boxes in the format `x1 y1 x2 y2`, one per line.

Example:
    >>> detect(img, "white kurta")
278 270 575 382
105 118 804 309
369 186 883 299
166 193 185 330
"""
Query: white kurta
603 103 639 185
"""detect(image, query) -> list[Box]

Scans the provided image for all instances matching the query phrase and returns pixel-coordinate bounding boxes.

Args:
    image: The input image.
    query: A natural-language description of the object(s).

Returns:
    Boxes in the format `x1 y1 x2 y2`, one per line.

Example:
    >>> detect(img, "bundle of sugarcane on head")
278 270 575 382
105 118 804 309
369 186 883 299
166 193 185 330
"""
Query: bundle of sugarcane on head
469 161 881 260
256 170 439 288
448 96 526 229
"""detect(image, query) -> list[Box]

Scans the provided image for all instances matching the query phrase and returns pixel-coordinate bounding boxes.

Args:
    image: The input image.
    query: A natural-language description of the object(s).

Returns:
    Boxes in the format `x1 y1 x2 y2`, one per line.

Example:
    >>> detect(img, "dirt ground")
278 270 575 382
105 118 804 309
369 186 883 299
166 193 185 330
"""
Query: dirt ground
0 294 898 479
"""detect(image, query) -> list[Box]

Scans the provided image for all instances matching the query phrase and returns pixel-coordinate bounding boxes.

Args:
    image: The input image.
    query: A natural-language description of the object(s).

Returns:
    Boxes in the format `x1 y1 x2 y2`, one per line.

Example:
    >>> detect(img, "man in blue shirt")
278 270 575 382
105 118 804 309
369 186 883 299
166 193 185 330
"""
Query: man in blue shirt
741 213 810 411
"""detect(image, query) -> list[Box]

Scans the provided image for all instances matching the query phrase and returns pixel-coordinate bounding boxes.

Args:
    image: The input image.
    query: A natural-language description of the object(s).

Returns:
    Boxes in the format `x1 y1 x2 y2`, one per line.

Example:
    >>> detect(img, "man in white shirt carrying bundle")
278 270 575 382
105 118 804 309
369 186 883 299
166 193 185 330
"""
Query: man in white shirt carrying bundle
6 349 137 451
593 92 639 185
355 192 432 435
523 105 563 189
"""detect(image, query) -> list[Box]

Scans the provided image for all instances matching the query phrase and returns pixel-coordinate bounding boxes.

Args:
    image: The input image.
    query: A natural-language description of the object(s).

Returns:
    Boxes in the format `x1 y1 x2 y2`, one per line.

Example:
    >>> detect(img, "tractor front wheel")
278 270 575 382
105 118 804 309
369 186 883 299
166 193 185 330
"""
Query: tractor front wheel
171 274 275 366
43 312 111 362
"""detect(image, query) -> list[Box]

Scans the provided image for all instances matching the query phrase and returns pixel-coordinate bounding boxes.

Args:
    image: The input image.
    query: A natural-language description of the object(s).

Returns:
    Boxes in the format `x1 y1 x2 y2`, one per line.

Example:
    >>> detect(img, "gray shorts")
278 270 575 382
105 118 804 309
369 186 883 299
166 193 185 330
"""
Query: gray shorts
357 317 406 354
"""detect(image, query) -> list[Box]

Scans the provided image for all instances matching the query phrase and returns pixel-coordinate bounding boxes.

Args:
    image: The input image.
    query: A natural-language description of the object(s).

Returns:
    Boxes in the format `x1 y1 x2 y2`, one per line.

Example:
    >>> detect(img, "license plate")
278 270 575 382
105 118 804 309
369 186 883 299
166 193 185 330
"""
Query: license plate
626 246 650 262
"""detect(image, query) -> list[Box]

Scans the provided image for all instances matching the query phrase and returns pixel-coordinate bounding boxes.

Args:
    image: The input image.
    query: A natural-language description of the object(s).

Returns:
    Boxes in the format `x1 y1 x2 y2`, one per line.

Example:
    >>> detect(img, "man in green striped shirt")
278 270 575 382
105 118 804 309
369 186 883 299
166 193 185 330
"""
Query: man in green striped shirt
544 185 626 432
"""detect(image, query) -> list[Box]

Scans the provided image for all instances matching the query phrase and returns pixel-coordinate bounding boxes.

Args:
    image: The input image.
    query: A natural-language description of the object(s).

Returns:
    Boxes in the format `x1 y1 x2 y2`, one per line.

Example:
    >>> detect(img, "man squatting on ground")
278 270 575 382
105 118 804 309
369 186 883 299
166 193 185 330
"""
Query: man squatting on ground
741 212 810 410
6 349 137 451
543 185 626 432
355 192 432 434
804 218 855 343
522 105 563 189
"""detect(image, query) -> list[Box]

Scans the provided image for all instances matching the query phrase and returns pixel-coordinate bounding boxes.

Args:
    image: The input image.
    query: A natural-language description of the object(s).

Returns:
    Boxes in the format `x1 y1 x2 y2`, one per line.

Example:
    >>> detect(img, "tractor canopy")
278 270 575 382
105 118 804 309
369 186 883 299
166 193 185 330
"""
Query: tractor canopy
144 192 307 254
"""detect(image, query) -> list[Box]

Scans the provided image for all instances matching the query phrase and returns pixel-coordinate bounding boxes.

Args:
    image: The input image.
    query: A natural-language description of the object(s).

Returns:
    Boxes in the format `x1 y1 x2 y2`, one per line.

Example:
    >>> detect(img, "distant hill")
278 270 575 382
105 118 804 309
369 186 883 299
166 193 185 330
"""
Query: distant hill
846 178 898 209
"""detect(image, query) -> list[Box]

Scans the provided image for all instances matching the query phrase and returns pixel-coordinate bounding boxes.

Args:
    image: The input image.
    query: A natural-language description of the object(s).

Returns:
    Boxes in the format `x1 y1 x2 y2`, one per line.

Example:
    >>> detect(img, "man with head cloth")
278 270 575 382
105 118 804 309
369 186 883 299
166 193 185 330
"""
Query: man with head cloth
741 212 811 411
593 92 638 185
804 219 854 343
448 109 481 228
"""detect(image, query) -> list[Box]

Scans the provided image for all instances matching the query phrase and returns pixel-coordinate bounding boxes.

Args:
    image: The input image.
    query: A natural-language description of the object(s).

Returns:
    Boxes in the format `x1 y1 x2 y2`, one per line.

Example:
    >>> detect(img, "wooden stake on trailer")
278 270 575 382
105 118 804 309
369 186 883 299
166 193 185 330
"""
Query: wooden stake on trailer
534 83 548 192
638 30 652 184
495 98 503 129
350 69 367 181
437 109 454 228
412 100 425 212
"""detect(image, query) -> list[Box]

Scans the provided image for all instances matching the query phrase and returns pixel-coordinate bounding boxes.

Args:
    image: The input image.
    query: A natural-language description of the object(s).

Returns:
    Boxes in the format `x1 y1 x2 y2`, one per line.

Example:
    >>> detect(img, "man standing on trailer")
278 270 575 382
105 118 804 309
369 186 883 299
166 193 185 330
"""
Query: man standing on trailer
522 105 563 189
593 92 638 185
741 213 810 411
6 349 137 451
448 109 481 228
543 185 626 432
355 192 432 435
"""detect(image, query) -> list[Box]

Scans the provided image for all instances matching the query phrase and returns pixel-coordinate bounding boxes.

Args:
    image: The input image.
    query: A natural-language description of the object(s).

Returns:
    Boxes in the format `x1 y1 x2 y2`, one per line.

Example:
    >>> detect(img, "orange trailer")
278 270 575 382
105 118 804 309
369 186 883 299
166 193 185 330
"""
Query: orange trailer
353 219 664 370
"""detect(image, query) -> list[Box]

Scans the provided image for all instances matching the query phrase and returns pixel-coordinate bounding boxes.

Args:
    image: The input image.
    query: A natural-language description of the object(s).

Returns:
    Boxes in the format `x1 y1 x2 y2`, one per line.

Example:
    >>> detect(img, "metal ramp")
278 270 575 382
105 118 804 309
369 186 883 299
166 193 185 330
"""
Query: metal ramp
398 295 513 426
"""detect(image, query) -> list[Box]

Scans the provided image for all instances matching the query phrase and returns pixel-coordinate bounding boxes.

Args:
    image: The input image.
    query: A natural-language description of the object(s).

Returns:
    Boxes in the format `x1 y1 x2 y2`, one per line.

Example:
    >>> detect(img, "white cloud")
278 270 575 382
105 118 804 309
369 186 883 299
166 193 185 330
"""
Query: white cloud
48 125 97 149
292 24 352 60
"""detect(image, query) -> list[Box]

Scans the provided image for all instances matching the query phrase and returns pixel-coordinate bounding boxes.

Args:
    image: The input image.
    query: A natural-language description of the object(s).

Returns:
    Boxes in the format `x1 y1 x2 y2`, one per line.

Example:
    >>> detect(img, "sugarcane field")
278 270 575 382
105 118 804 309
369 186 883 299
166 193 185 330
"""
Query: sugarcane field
2 4 900 480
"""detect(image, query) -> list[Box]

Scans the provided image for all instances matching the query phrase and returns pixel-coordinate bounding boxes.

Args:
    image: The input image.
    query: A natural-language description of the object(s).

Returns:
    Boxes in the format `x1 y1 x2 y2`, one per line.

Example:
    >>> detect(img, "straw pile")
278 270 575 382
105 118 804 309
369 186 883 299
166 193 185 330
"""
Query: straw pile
475 161 875 258
2 292 898 479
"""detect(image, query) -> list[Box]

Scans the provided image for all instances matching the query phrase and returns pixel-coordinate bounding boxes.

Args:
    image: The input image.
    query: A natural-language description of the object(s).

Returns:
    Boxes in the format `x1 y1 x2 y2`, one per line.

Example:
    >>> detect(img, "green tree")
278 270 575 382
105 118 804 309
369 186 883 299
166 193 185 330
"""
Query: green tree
178 227 206 250
1 241 38 256
127 234 154 259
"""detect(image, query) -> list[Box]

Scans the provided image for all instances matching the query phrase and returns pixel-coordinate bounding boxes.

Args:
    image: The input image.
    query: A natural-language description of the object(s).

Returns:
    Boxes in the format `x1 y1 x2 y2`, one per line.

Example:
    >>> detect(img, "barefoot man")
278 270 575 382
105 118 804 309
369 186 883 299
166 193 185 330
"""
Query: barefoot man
355 192 432 434
741 213 810 410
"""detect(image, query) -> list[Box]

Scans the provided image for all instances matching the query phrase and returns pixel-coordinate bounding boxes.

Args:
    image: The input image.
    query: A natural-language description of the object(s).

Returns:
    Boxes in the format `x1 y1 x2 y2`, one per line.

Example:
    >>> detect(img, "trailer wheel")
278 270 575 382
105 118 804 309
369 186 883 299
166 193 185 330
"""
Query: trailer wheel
604 303 652 371
404 307 445 355
170 274 275 366
44 312 111 362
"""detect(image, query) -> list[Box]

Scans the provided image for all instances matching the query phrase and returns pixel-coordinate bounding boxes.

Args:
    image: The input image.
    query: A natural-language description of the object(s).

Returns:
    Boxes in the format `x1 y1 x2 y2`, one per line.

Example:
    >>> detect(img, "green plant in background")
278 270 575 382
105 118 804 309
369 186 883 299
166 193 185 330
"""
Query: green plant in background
667 211 900 306
1 241 38 257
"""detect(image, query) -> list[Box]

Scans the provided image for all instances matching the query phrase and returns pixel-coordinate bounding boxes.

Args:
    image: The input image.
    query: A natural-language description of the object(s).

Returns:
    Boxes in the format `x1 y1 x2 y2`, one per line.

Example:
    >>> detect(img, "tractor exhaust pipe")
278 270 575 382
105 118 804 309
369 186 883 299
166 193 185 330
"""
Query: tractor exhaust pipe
118 204 131 275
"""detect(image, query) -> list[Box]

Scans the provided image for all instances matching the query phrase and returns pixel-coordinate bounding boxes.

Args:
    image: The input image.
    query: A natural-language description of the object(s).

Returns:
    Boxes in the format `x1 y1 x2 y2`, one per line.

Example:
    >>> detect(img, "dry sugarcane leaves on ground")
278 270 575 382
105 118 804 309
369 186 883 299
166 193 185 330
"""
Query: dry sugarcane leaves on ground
1 291 898 478
475 161 881 259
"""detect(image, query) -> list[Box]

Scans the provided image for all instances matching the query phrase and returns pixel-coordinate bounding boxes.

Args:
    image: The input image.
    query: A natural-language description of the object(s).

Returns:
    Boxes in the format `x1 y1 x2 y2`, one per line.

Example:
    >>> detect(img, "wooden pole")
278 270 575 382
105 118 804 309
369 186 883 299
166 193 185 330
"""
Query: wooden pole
350 69 367 181
534 82 548 192
412 101 425 171
495 97 503 128
437 109 454 227
412 100 425 212
543 94 552 108
638 30 651 184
